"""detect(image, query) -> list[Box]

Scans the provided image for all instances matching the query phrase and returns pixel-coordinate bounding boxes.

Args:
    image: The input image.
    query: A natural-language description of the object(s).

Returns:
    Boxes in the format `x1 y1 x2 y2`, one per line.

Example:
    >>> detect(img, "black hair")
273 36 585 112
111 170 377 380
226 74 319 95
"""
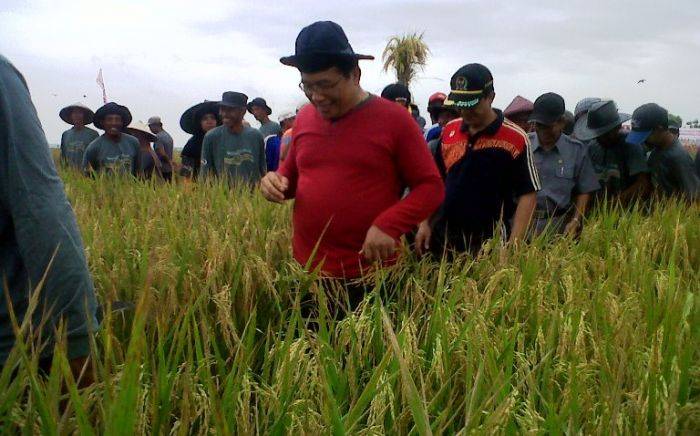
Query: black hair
297 55 359 77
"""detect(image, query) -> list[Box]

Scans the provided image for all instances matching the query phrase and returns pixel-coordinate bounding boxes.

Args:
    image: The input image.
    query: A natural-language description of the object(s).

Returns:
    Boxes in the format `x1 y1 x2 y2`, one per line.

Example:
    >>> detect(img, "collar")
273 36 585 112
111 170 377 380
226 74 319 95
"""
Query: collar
532 133 563 153
460 109 504 137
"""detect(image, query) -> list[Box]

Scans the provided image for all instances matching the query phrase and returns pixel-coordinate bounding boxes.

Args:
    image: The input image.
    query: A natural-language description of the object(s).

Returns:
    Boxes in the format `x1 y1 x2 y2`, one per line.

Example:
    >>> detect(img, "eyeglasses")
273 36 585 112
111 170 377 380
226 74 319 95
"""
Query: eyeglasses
298 77 344 95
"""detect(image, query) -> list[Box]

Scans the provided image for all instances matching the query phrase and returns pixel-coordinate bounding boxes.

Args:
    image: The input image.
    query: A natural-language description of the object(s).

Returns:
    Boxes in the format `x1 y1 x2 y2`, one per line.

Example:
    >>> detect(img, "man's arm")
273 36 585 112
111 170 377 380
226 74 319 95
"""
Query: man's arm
0 58 98 363
82 140 98 175
564 193 591 236
618 173 651 204
199 133 214 178
258 132 268 177
59 131 67 164
510 192 536 242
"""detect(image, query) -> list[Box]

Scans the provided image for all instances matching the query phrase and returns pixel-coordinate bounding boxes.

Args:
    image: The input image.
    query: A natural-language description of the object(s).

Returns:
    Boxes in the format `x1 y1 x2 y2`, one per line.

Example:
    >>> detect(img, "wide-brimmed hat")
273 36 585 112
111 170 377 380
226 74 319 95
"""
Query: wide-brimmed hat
219 91 248 109
247 97 272 116
59 103 95 125
280 21 374 68
575 100 631 141
93 102 132 130
180 100 221 134
126 121 157 142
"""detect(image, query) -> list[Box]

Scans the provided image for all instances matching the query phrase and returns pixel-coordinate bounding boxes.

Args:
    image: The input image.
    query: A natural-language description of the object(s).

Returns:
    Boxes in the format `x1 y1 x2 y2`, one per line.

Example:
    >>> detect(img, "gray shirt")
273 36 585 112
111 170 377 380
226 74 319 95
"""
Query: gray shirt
60 126 99 169
259 120 282 139
154 129 174 173
530 133 600 212
0 55 97 364
647 139 700 199
200 125 266 185
587 133 648 195
82 133 140 176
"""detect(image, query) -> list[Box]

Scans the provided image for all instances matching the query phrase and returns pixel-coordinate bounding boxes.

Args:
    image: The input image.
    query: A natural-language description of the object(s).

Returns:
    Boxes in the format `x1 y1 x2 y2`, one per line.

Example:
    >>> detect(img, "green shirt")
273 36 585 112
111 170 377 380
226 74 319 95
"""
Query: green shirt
259 120 282 139
200 125 266 184
0 55 97 364
82 133 139 176
587 133 648 195
647 139 700 199
60 126 99 169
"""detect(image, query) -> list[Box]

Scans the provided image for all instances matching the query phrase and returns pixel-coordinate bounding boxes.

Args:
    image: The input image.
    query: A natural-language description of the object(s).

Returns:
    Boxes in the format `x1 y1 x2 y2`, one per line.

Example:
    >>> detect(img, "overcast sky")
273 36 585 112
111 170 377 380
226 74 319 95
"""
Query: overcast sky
2 0 699 146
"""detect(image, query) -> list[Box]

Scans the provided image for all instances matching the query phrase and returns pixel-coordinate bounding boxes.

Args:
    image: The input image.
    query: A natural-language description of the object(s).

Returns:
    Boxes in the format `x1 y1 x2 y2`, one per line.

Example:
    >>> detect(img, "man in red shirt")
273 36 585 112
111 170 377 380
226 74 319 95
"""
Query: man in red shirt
260 21 443 308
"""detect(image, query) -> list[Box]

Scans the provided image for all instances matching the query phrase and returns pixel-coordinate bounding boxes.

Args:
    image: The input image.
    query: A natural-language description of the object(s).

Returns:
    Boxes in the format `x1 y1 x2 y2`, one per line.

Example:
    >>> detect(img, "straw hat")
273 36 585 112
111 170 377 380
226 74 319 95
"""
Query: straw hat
125 120 157 142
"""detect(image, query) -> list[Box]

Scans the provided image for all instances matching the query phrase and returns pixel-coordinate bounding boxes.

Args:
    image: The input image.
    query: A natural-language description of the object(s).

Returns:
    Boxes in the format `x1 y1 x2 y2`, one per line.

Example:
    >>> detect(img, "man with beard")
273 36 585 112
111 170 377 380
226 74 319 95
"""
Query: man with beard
200 92 266 185
59 103 99 169
82 102 139 176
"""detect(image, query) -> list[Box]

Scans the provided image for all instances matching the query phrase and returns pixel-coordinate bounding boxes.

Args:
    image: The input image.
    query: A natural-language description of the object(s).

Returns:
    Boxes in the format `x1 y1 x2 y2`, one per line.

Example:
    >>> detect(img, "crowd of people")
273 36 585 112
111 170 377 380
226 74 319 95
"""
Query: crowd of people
1 20 700 381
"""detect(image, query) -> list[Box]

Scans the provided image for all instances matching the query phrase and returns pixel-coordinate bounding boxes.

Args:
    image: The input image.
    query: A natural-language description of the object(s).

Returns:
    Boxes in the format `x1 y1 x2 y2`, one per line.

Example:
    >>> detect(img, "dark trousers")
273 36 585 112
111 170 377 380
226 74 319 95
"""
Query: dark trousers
299 278 370 325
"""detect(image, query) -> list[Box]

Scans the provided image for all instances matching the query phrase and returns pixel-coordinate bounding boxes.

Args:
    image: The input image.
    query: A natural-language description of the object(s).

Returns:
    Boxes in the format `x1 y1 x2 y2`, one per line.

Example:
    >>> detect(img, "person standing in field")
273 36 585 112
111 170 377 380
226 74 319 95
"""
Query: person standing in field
147 116 175 181
278 108 300 163
260 21 444 313
179 101 221 180
58 103 99 169
627 103 700 200
200 92 266 185
527 93 600 236
572 97 601 143
0 55 98 381
82 102 139 176
415 63 540 255
576 100 651 204
126 121 162 180
248 97 282 139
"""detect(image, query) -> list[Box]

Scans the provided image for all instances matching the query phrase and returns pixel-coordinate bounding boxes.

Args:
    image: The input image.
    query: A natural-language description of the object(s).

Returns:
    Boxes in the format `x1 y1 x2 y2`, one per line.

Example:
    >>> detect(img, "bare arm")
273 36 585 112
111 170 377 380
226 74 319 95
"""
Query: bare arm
509 191 536 242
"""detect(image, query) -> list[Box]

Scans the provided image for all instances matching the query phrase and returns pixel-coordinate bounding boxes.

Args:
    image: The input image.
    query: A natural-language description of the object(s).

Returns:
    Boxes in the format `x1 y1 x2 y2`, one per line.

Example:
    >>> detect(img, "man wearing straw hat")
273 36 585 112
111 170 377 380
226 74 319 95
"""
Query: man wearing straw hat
59 103 98 169
126 121 163 180
82 102 139 176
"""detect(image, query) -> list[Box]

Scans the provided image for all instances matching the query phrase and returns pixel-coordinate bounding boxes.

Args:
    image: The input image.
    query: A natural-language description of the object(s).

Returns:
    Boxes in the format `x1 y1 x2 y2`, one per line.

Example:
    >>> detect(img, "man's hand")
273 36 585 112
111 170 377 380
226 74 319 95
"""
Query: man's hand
415 220 431 256
260 172 289 203
360 225 397 263
564 216 582 237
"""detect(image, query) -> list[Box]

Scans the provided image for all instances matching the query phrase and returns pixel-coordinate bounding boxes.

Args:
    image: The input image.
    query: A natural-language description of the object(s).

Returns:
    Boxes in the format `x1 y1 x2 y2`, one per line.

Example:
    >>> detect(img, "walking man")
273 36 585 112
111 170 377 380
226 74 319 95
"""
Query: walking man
148 116 175 181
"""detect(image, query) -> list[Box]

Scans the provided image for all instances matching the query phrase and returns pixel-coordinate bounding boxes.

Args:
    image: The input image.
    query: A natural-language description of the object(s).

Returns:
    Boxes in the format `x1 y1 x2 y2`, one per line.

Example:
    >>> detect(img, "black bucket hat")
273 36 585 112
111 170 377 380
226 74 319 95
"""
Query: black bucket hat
59 103 95 125
93 102 132 130
280 21 374 68
247 97 272 116
180 100 221 134
575 100 631 141
219 91 248 109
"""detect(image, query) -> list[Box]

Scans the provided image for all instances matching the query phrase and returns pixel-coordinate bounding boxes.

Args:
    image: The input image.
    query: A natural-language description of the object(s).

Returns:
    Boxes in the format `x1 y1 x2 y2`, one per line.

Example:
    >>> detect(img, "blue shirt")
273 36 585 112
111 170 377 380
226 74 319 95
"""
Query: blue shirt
265 135 281 172
531 133 600 212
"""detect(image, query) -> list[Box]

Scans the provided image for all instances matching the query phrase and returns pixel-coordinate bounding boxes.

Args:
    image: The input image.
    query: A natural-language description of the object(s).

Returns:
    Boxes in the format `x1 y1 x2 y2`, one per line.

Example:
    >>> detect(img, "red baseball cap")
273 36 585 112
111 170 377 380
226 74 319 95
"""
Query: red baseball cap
428 92 447 106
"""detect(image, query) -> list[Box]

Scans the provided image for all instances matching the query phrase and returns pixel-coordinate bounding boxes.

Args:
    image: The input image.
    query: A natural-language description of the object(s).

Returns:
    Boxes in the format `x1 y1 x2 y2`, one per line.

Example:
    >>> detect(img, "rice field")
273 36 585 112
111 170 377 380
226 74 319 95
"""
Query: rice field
1 167 698 434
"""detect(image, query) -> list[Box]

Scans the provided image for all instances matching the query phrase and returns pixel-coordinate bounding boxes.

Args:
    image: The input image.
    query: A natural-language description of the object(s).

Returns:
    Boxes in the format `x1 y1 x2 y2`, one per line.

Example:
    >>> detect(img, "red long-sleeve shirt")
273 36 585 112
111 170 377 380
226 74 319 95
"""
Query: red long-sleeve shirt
278 95 444 278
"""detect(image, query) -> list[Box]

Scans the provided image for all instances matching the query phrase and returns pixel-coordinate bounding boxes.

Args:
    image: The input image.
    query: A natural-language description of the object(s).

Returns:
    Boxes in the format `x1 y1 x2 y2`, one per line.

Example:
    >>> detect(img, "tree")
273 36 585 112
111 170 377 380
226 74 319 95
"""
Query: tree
382 32 430 88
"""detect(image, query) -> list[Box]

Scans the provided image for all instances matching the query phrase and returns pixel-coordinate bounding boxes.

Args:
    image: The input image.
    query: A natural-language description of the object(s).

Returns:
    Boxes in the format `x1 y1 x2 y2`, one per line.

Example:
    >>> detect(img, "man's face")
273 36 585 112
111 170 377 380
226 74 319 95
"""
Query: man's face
200 113 218 132
534 119 564 148
300 66 360 120
70 109 85 127
459 93 495 127
437 110 458 127
220 106 246 128
250 105 267 122
148 123 162 134
281 117 295 131
598 125 621 148
103 114 123 136
644 127 666 147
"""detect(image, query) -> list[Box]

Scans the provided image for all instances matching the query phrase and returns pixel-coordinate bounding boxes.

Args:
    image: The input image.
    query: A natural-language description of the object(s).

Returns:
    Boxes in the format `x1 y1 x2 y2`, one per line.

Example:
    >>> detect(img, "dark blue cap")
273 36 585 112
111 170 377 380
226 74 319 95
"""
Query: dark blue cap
627 103 668 145
280 21 374 68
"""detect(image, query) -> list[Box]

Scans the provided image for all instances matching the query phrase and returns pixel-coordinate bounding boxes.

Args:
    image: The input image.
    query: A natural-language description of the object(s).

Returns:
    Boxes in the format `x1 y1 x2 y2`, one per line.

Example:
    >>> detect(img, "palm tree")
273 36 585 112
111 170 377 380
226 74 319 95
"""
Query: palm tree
382 32 430 88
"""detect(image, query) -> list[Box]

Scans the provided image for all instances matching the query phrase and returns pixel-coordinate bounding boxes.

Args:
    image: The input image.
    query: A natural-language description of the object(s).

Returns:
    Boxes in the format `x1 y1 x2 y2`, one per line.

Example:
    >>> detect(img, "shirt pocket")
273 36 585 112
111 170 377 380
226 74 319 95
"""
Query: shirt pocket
554 162 575 180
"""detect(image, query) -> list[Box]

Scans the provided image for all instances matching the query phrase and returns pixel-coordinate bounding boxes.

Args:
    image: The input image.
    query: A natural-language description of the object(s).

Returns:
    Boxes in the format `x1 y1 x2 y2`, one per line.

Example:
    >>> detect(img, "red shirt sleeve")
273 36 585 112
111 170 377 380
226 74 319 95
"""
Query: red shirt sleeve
372 110 445 239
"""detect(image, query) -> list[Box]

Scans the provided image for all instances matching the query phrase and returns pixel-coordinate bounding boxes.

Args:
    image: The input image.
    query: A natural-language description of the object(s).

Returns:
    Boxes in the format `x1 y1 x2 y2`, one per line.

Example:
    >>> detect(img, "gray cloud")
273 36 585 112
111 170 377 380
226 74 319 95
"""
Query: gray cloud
1 0 699 146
